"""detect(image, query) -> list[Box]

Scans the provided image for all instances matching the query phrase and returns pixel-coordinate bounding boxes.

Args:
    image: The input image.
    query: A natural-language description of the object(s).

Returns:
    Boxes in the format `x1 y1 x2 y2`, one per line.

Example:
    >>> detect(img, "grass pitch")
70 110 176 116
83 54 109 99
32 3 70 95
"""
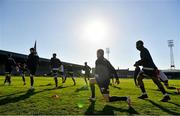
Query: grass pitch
0 76 179 115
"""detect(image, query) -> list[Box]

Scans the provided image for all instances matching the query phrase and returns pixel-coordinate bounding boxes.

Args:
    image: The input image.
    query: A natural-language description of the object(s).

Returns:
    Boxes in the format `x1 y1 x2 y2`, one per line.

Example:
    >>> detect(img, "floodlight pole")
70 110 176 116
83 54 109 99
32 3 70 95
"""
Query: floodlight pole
168 40 175 70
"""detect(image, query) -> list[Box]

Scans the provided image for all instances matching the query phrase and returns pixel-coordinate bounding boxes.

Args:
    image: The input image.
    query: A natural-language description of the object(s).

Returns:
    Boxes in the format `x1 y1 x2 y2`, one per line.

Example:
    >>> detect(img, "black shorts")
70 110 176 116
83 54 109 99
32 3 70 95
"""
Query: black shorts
95 77 110 94
142 69 156 77
5 67 13 74
29 67 37 75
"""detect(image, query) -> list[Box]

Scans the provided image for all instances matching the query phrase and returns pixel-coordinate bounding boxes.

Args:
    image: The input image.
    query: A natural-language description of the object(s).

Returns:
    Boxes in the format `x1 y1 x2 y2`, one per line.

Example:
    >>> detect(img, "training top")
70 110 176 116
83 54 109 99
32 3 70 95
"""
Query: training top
50 57 62 68
95 56 118 80
27 53 39 68
84 65 91 75
136 47 157 69
5 57 16 68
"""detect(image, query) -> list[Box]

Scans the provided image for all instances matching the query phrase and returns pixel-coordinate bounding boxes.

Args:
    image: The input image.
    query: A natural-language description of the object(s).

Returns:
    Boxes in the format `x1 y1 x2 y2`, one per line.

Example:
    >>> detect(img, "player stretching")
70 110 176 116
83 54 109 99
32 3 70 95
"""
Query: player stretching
27 48 39 90
18 62 27 85
4 54 18 85
50 53 62 88
83 62 91 85
89 49 131 107
134 40 170 102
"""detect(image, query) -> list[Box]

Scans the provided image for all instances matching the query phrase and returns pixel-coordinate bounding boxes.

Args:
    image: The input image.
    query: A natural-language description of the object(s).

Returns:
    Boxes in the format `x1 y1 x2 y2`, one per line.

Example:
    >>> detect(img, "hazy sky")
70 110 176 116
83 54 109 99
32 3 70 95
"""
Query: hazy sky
0 0 179 69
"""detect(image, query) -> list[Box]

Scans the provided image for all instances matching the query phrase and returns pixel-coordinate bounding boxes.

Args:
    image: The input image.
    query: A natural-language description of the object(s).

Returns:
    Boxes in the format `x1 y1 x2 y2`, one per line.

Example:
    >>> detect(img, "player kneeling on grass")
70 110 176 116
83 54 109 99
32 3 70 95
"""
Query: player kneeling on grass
27 48 39 90
4 54 18 85
89 49 131 107
50 53 62 88
134 40 170 102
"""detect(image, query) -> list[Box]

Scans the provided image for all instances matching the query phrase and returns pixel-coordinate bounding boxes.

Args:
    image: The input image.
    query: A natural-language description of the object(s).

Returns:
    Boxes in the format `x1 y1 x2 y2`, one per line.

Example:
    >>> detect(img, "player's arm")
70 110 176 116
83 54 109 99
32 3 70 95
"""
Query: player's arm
134 50 148 66
107 61 119 84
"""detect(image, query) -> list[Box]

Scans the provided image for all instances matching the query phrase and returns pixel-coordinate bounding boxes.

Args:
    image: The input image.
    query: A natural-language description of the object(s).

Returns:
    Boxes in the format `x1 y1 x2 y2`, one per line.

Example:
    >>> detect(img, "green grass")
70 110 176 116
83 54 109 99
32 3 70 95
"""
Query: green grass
0 76 180 115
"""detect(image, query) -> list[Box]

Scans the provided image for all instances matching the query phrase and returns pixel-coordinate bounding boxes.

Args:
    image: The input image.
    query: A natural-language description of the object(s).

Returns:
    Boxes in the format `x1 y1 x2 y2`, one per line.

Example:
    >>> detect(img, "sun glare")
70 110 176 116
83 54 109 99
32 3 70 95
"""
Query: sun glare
81 19 109 43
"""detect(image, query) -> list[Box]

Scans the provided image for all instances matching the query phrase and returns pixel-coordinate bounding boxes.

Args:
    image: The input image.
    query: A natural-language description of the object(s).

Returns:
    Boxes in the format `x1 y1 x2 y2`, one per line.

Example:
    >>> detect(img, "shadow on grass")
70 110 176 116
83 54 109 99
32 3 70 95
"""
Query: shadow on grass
168 101 180 107
0 91 26 98
85 101 139 115
75 85 89 92
39 83 53 87
0 86 66 106
145 99 180 115
110 85 121 90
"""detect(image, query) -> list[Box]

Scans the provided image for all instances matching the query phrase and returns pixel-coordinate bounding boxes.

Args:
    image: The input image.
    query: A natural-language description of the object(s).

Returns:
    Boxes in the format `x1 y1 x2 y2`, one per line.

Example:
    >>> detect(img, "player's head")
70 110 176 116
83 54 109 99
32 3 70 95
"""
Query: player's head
136 40 144 51
97 49 104 58
84 62 87 65
53 53 56 58
30 48 35 53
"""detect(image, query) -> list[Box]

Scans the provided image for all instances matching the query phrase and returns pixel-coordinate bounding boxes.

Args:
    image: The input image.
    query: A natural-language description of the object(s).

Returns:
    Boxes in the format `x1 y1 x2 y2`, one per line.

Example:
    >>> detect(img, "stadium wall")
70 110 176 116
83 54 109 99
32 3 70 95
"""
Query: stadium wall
0 50 84 76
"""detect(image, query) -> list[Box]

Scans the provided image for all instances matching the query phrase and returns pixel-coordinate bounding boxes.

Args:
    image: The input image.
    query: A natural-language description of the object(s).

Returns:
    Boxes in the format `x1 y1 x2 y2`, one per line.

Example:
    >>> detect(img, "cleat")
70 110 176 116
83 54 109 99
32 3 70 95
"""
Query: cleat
138 94 148 99
161 95 170 102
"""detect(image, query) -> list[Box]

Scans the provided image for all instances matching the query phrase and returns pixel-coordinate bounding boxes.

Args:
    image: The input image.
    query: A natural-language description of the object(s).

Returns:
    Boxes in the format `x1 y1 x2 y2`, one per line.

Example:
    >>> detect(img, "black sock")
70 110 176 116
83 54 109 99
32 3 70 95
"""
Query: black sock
90 83 95 98
72 78 76 85
109 96 127 102
30 76 34 86
54 77 58 87
159 87 166 95
8 76 11 84
140 85 146 93
4 76 8 84
22 76 25 83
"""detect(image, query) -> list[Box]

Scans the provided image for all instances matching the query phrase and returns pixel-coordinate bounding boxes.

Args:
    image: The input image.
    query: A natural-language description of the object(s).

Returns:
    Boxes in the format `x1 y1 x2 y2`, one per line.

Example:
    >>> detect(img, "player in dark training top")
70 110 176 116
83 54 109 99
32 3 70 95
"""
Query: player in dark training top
89 49 131 107
27 48 39 90
134 40 170 102
83 62 91 85
4 54 18 85
50 53 62 88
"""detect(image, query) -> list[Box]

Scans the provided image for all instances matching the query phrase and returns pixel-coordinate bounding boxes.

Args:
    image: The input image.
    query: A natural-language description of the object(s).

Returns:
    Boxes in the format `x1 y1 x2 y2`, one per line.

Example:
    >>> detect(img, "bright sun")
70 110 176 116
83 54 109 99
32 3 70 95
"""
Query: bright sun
81 19 109 43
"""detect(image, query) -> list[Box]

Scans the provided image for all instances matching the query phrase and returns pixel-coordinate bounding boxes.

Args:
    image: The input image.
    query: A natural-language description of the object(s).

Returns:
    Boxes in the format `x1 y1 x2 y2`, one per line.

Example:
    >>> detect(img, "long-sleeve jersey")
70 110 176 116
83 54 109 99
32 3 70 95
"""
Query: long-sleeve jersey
95 57 118 80
27 53 39 68
84 65 91 75
50 57 62 68
5 57 16 68
135 47 157 69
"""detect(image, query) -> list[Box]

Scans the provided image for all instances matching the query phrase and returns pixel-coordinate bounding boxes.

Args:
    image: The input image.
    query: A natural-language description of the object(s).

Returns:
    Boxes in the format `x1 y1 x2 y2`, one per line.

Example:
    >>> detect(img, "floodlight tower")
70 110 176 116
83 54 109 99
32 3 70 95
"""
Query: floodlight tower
106 48 110 60
168 40 175 69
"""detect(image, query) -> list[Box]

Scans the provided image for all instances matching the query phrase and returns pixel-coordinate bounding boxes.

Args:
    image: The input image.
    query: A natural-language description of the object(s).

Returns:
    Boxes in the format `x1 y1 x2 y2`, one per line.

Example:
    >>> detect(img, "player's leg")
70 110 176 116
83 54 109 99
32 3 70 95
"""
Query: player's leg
84 75 88 85
4 73 9 84
151 76 170 102
137 74 148 99
30 74 34 89
7 73 11 85
89 78 97 101
22 73 26 85
99 82 132 107
71 73 76 86
53 70 58 88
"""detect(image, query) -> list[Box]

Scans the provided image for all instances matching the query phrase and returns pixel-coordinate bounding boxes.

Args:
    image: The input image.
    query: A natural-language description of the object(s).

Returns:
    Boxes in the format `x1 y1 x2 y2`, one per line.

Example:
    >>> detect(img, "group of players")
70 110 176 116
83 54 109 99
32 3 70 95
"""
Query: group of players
4 48 91 89
3 40 176 108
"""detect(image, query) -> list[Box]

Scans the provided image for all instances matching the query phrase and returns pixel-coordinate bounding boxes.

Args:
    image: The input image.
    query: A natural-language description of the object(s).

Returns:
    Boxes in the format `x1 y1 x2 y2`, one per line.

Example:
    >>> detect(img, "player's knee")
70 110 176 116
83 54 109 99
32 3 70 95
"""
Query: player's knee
90 78 96 84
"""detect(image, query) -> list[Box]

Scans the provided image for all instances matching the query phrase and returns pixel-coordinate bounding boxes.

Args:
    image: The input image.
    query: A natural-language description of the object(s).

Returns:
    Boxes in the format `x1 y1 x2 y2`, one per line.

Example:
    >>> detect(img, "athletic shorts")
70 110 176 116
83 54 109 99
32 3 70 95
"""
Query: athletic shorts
139 69 168 82
5 67 13 74
95 75 110 94
52 68 59 76
29 67 37 75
